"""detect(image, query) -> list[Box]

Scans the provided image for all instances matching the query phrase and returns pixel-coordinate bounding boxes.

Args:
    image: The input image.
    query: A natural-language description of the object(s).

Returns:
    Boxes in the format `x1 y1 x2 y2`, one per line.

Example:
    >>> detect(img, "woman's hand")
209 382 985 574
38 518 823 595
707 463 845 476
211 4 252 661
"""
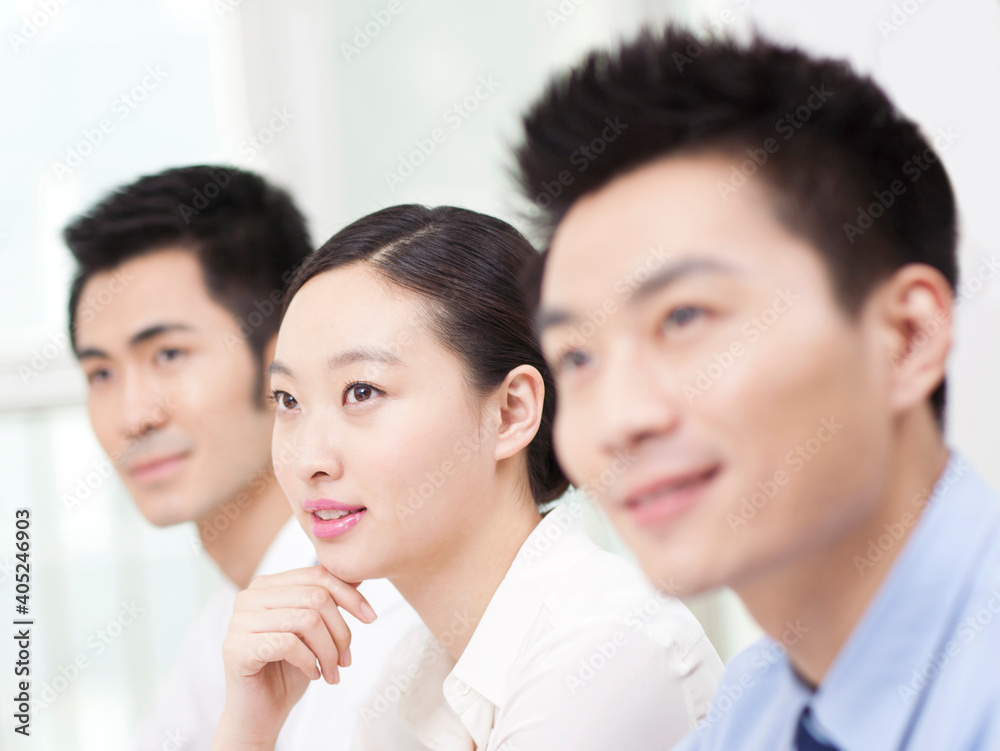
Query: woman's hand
211 566 378 750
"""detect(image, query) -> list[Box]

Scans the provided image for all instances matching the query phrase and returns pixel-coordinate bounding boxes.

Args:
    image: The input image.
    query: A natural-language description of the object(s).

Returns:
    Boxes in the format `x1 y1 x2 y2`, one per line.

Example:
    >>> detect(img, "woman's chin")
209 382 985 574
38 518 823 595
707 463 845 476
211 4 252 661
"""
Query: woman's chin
318 554 379 585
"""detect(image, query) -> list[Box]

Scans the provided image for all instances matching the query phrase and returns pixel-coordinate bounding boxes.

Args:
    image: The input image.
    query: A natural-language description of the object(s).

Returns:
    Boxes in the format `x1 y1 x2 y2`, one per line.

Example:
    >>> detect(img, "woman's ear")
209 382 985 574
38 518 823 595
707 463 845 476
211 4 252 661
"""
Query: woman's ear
875 263 953 416
493 365 545 462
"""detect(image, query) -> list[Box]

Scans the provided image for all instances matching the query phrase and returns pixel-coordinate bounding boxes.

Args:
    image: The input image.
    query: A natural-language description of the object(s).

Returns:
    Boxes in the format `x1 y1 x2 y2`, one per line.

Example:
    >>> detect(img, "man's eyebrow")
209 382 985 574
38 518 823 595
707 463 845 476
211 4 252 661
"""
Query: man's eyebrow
75 323 195 360
266 346 404 379
629 257 742 302
535 257 742 335
534 309 575 336
128 323 195 348
76 346 110 361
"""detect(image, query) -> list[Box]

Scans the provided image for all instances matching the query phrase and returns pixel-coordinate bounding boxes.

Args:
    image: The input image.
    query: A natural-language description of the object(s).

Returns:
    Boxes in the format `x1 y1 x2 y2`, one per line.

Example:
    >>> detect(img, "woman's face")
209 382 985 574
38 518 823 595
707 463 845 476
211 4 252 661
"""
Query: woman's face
269 263 499 583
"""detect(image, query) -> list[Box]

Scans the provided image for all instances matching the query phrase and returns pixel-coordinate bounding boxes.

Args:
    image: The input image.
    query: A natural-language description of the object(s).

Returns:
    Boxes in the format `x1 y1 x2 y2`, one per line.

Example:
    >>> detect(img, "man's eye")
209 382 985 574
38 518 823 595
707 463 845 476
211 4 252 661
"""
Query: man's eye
269 390 298 411
156 348 185 364
87 368 111 385
662 306 705 331
344 383 381 405
557 349 591 374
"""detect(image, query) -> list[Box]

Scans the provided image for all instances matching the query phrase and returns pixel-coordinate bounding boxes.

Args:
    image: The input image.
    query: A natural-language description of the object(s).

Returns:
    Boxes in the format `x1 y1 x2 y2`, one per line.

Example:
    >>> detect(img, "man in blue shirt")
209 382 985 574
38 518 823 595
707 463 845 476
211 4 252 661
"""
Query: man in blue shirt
514 26 1000 750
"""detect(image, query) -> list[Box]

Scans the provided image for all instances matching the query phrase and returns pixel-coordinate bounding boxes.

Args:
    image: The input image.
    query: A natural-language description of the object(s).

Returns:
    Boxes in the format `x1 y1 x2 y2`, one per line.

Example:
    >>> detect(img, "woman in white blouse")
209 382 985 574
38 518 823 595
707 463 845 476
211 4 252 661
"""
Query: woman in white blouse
212 205 723 750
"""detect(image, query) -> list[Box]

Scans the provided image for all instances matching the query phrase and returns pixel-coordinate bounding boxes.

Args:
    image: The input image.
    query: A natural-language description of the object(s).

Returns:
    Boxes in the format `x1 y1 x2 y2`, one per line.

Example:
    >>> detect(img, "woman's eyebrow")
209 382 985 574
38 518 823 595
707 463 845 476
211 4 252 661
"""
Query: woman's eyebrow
266 346 403 380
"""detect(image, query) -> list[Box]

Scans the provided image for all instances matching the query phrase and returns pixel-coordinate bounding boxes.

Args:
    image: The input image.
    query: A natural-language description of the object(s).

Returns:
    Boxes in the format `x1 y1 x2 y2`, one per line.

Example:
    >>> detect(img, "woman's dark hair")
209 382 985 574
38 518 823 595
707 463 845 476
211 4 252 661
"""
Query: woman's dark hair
284 204 569 506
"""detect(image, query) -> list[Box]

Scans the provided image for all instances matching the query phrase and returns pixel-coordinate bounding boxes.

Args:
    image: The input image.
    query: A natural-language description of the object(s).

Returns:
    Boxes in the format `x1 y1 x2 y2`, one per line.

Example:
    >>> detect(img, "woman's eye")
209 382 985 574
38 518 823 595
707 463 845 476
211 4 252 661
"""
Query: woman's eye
662 305 705 331
270 390 298 411
344 383 380 405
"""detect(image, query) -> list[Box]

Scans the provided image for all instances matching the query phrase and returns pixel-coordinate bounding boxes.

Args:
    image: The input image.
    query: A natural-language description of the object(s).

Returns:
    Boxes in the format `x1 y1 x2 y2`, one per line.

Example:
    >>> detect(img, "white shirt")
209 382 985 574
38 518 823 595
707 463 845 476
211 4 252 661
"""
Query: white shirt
133 517 421 751
352 505 725 750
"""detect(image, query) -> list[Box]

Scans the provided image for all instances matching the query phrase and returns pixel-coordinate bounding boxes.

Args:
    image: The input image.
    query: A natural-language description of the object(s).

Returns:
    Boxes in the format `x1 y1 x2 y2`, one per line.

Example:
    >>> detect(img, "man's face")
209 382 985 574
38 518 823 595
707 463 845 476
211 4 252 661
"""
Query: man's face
74 248 275 526
539 153 895 596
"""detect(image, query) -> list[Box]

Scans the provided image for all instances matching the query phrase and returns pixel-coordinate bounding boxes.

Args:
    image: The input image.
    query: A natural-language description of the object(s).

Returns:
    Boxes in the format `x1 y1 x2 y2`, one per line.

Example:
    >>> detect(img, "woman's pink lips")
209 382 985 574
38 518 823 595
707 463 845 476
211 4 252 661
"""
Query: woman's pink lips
303 498 363 512
311 508 366 539
129 454 188 484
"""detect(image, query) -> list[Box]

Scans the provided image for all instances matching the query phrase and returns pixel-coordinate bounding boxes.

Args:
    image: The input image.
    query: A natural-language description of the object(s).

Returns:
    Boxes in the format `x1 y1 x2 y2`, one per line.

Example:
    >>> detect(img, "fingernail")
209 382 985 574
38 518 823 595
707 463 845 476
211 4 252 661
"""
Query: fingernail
361 602 377 622
342 646 352 667
332 666 340 684
314 665 321 680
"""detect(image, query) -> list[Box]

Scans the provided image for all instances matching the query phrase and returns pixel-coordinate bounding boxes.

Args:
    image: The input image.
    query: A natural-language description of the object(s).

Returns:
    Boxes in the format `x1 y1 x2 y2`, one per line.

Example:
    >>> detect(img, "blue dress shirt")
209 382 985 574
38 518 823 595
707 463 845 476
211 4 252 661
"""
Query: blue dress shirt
676 452 1000 750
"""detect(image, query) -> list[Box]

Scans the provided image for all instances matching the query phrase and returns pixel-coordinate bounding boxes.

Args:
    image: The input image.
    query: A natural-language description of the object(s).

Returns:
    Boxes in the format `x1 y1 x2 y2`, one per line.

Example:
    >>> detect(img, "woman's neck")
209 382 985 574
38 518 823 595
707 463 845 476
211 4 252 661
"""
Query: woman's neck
391 481 543 663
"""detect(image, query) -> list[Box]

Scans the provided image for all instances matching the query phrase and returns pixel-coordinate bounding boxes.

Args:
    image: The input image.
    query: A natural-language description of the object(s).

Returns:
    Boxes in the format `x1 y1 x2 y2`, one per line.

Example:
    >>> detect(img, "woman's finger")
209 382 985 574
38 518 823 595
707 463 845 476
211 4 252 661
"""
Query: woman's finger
224 631 321 682
230 608 342 683
248 566 377 624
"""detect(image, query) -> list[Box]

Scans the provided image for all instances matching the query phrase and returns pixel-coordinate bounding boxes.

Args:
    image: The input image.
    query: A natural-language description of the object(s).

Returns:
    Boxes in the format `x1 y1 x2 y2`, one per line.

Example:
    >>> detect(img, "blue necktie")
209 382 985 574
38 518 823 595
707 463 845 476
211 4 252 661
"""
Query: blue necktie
794 707 840 751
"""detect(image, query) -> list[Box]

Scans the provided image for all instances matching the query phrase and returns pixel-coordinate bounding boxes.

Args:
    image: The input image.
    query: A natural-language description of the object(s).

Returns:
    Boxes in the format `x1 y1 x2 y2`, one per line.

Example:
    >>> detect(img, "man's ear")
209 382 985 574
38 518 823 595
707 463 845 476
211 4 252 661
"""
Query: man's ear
493 365 545 462
875 263 953 416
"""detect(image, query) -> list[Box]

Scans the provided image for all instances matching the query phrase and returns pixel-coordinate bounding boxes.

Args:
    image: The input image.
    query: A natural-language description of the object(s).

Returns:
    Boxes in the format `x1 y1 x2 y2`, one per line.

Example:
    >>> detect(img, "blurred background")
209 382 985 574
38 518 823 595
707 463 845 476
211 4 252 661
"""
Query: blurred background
2 0 999 748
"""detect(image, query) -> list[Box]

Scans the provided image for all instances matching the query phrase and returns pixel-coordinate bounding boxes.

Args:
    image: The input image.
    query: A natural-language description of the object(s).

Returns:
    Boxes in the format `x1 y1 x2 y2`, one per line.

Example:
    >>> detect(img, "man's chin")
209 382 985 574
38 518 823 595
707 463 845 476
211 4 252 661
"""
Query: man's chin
134 494 197 528
635 547 720 598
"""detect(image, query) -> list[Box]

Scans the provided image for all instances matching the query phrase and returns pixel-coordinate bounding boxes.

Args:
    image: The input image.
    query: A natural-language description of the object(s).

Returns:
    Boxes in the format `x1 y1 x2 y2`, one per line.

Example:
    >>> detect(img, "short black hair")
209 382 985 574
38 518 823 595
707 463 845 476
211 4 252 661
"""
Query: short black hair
65 165 312 399
515 26 957 423
284 204 569 506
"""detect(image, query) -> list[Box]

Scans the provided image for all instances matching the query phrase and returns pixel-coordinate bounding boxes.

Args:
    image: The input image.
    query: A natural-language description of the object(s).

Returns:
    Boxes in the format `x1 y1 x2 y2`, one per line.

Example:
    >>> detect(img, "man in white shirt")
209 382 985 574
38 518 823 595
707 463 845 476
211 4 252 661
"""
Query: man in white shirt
64 165 419 750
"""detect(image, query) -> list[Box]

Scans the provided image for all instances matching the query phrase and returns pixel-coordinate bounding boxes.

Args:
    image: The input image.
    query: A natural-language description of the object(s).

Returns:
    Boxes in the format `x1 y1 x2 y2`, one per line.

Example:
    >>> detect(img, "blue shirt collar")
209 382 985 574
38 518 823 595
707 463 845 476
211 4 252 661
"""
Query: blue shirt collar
809 452 1000 748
